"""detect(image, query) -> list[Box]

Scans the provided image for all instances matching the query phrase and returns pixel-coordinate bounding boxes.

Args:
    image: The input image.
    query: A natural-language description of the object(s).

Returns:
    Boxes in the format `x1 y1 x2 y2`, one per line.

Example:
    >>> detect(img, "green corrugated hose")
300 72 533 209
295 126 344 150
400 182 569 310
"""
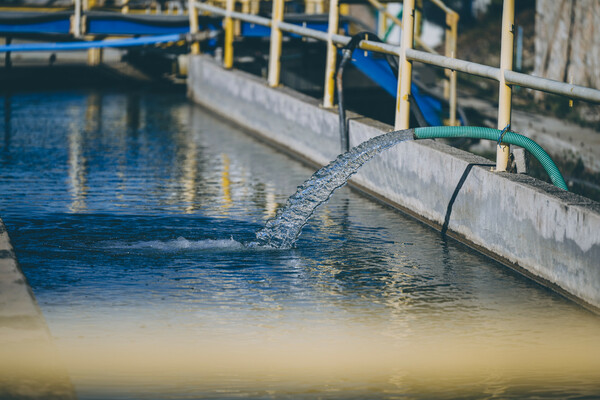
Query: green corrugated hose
414 126 568 191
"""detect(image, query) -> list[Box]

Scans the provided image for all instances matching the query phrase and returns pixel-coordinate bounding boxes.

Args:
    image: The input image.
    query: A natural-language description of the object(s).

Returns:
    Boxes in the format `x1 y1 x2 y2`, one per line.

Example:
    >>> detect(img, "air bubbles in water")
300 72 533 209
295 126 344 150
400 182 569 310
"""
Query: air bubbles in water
110 237 245 251
255 129 414 249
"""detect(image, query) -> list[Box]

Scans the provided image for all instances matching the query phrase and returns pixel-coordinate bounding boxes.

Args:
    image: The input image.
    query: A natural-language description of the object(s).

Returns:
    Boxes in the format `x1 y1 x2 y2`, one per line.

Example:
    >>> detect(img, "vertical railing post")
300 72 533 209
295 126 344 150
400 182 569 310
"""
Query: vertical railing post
496 0 514 171
415 0 422 37
305 0 314 14
377 8 387 38
87 48 103 65
73 0 82 38
395 0 415 129
339 2 349 16
443 11 450 98
188 0 200 55
240 0 248 12
315 0 324 13
224 0 235 69
268 0 285 87
323 0 339 108
235 1 248 35
448 11 458 125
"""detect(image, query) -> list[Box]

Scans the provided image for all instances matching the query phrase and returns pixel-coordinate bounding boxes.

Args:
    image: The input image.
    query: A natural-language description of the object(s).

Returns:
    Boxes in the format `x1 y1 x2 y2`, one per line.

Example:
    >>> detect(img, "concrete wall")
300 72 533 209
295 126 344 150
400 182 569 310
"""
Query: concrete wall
0 218 76 399
188 55 600 312
535 0 600 90
0 219 49 345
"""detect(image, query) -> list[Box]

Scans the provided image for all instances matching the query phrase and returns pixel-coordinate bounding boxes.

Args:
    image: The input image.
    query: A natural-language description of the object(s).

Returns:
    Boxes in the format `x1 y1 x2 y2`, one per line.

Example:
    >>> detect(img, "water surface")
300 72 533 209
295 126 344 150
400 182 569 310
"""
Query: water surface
1 90 599 399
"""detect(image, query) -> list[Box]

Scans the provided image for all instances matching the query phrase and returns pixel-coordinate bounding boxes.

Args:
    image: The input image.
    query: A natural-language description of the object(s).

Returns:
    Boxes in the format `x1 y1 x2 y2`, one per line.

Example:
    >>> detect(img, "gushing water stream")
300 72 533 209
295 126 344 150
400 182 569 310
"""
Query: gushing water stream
254 129 415 248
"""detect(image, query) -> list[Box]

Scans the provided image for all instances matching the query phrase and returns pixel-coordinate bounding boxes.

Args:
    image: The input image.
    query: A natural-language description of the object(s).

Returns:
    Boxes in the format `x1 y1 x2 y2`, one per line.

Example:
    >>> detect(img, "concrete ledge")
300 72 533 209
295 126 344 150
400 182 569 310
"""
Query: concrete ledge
188 55 600 312
0 218 49 344
0 218 76 399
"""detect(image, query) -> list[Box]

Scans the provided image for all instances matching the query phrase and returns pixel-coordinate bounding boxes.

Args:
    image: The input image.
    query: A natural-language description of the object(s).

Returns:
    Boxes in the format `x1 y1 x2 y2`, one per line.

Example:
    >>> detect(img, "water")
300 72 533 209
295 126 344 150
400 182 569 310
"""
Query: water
255 129 414 248
1 90 600 399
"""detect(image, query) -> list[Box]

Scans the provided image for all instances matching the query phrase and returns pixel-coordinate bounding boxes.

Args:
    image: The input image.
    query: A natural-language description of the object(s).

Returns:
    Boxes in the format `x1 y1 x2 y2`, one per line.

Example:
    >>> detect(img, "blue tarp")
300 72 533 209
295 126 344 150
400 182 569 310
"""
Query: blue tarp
0 33 182 52
348 49 444 127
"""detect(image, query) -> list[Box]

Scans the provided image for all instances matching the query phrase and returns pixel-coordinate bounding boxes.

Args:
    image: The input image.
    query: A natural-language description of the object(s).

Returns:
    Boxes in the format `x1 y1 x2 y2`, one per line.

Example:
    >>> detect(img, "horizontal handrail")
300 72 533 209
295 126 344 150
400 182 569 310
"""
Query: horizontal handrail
0 33 183 52
197 2 271 25
279 21 328 41
428 0 456 15
504 70 600 103
406 48 501 81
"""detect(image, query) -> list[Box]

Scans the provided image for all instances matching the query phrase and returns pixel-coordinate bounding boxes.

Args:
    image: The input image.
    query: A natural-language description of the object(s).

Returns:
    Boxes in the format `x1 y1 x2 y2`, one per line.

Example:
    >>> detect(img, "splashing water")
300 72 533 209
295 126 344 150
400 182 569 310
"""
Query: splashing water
105 237 245 251
254 129 415 248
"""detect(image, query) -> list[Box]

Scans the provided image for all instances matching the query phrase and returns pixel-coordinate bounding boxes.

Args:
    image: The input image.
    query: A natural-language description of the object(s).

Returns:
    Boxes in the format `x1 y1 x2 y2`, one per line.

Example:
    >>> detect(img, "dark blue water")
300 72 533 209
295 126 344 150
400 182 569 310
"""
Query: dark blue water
1 90 599 399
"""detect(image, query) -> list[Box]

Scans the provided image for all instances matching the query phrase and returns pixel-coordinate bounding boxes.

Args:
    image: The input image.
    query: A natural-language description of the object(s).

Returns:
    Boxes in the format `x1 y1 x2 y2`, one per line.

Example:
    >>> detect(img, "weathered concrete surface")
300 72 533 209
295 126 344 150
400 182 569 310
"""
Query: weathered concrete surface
188 55 600 312
459 95 600 174
0 218 76 400
535 0 600 90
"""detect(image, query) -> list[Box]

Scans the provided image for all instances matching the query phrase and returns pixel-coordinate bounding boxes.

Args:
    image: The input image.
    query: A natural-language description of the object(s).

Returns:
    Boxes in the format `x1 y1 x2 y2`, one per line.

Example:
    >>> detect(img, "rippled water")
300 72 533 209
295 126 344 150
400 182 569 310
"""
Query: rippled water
1 90 599 399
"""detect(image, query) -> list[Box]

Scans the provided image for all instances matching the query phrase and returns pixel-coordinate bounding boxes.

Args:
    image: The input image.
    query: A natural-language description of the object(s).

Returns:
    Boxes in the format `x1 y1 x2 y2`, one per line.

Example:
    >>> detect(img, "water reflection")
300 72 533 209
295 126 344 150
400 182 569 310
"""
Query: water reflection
264 185 278 219
221 153 232 211
176 125 200 214
188 105 301 219
68 122 89 212
2 94 10 151
85 92 102 134
125 92 141 133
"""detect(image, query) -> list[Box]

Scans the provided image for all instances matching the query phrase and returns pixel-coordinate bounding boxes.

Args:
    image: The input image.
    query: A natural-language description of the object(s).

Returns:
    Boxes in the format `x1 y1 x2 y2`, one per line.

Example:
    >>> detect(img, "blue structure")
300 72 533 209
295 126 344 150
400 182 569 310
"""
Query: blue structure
85 12 225 35
349 49 455 127
0 11 345 37
0 11 72 34
0 33 183 52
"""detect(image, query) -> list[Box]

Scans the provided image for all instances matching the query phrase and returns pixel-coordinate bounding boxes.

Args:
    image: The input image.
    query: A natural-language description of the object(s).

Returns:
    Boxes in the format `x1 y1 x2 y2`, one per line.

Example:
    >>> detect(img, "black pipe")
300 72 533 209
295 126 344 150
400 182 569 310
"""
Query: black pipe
335 31 468 152
335 31 426 152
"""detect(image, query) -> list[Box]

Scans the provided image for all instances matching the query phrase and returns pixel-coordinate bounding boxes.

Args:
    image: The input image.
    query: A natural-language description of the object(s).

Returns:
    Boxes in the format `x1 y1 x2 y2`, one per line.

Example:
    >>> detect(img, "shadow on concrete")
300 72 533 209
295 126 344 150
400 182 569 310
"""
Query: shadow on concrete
442 163 492 236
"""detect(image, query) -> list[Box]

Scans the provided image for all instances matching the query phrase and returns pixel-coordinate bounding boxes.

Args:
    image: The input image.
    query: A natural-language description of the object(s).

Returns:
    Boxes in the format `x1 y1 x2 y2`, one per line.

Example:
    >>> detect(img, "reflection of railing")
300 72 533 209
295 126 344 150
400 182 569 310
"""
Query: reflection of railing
189 0 600 172
73 0 82 37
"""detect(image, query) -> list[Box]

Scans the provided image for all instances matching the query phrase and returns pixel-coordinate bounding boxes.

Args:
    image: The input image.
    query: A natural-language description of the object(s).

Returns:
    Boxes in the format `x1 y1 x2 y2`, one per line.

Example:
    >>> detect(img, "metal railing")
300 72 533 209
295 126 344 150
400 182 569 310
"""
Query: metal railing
189 0 600 171
364 0 458 125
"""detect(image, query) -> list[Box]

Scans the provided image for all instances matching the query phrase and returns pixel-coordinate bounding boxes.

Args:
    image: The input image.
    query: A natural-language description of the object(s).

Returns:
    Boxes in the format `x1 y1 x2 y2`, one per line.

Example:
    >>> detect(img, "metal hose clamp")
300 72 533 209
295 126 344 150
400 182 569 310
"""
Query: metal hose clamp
497 124 511 145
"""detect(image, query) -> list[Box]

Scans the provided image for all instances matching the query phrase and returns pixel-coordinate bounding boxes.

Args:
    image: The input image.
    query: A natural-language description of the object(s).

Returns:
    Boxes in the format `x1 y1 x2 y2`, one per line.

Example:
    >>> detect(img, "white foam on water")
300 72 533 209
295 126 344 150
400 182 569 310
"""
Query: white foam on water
107 237 246 252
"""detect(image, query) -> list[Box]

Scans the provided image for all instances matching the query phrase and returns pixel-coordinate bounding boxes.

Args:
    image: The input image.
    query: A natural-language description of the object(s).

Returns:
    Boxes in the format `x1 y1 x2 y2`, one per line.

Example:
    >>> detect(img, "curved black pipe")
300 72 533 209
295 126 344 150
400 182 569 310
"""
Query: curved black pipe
335 31 425 152
335 31 467 152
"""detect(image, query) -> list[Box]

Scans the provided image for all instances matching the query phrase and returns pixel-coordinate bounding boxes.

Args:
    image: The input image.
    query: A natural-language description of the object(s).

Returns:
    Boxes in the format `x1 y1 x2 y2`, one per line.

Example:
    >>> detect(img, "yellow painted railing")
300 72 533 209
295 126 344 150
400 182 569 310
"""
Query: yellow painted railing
267 0 284 86
361 0 459 126
3 1 598 171
496 0 513 171
395 0 414 129
188 0 600 171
